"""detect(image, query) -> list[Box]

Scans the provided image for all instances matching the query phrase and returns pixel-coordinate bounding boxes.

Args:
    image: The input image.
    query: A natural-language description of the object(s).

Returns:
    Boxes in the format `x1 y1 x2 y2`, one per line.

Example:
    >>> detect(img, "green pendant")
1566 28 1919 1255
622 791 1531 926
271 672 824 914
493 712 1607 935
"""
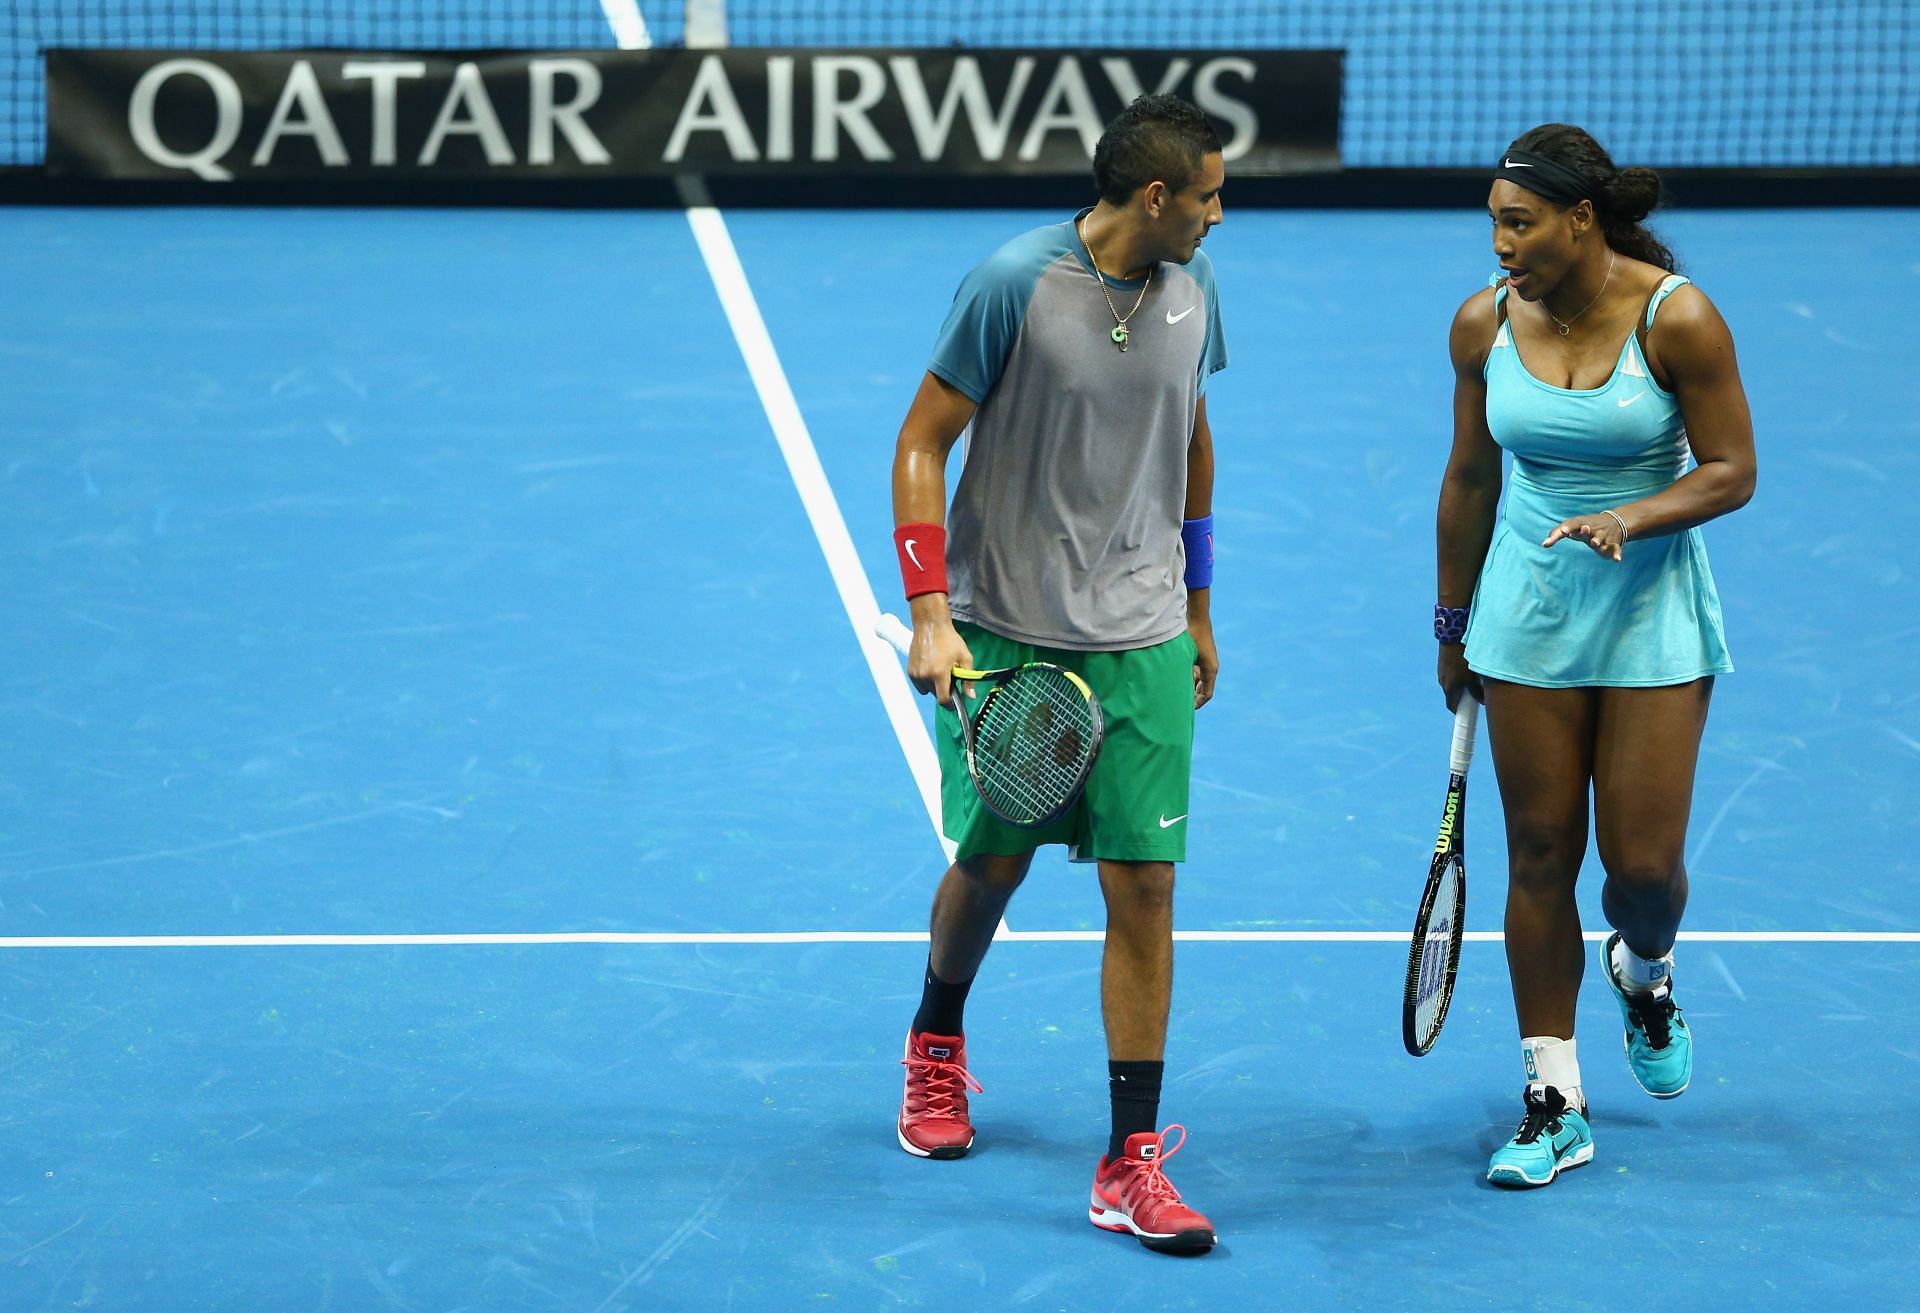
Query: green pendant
1111 324 1129 351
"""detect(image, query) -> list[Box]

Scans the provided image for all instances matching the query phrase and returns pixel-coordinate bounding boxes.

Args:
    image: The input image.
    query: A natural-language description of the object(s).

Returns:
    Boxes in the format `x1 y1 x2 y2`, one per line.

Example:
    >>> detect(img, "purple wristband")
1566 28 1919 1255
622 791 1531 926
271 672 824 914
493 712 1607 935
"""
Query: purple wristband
1182 515 1215 590
1434 604 1469 644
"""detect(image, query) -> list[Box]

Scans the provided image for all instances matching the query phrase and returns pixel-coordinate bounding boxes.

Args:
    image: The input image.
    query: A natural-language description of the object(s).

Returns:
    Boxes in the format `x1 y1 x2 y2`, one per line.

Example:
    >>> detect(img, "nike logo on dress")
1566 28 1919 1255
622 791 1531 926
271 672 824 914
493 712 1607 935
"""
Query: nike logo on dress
1165 306 1196 325
1158 814 1187 829
1616 392 1646 408
1504 157 1532 168
904 539 923 568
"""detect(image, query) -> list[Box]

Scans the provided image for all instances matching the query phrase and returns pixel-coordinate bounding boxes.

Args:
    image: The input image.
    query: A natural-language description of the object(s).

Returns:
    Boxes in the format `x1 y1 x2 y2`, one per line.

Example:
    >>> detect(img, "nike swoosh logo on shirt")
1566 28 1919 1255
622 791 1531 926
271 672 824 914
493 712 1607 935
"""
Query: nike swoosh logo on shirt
1617 392 1646 408
1165 306 1196 325
1158 814 1187 829
904 539 923 568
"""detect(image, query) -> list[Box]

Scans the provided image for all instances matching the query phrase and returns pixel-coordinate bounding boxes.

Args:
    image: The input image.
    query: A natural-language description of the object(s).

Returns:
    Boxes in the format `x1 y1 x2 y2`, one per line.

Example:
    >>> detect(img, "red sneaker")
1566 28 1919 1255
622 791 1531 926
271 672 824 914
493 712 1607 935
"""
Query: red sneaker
1088 1126 1217 1253
897 1031 982 1159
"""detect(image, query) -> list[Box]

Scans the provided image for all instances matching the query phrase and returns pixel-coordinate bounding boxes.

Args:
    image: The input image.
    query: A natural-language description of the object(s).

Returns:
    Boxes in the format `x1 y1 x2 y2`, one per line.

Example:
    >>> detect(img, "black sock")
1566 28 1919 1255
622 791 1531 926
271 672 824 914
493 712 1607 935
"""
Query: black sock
1107 1060 1164 1160
911 958 974 1037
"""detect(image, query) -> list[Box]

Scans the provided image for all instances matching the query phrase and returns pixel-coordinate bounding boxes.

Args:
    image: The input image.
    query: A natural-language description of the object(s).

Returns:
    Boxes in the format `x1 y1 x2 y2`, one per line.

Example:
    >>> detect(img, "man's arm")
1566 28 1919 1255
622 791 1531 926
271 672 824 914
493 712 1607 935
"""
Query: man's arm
892 371 978 706
1186 396 1217 709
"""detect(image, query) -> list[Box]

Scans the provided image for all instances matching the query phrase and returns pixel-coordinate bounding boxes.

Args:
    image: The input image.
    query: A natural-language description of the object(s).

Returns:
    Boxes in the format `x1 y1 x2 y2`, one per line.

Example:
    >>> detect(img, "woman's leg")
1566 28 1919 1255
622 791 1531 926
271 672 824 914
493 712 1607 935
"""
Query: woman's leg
1593 679 1714 960
1482 680 1602 1188
1483 680 1598 1040
1590 678 1714 1099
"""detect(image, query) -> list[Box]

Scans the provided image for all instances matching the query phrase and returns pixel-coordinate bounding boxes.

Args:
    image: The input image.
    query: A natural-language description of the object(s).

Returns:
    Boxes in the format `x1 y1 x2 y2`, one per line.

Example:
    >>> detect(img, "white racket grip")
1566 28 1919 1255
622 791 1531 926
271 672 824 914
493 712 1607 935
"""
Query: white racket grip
1449 697 1481 775
874 613 914 656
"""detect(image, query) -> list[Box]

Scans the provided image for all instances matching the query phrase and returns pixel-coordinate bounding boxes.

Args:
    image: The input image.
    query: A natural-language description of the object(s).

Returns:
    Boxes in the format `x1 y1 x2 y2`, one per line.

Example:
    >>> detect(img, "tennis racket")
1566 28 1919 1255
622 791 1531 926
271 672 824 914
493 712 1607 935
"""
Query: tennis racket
1402 696 1480 1057
875 613 1104 828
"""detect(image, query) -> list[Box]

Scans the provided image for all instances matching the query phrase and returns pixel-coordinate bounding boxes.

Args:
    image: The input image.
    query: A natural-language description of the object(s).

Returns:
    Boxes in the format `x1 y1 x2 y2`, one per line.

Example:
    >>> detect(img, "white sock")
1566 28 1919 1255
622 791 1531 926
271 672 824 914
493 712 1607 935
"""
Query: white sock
1611 937 1674 993
1522 1036 1584 1112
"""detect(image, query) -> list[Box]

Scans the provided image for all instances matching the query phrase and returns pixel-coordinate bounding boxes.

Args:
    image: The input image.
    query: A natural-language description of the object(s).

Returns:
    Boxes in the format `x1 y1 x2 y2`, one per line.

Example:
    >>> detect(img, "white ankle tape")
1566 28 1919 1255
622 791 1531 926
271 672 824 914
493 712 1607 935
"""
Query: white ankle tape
1522 1036 1582 1103
1613 938 1674 991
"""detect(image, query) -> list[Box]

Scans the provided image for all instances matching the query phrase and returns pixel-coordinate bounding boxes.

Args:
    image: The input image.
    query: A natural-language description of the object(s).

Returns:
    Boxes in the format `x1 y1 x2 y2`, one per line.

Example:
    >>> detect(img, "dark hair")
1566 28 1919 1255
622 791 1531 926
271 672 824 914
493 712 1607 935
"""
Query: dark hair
1093 95 1223 203
1508 123 1677 272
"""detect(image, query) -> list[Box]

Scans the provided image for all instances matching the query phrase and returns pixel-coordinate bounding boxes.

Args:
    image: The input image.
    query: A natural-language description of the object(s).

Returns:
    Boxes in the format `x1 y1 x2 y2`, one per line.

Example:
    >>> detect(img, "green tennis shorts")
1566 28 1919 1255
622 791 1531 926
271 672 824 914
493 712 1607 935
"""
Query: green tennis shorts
938 621 1197 864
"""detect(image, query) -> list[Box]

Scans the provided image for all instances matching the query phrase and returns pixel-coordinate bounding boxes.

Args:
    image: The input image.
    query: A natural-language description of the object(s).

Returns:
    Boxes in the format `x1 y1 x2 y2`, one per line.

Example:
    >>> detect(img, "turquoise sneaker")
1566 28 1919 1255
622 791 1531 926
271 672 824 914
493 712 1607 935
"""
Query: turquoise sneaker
1601 931 1692 1098
1486 1085 1593 1188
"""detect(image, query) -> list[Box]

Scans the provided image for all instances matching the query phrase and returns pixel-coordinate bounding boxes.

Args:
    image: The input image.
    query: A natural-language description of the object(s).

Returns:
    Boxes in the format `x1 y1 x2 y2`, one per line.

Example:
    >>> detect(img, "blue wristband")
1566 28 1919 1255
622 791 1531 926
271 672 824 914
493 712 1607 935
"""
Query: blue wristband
1434 604 1469 644
1181 515 1215 590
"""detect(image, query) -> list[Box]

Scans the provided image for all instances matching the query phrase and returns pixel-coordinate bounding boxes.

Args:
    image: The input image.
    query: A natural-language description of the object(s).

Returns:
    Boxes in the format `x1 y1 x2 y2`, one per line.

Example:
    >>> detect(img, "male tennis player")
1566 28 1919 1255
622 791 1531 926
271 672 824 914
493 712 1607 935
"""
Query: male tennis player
887 94 1226 1254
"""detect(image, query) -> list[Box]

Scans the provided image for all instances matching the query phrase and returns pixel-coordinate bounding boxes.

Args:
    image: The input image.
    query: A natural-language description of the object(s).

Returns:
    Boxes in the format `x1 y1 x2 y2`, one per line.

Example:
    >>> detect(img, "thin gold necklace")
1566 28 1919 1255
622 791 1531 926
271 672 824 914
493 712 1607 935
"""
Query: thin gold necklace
1546 251 1615 336
1078 216 1150 352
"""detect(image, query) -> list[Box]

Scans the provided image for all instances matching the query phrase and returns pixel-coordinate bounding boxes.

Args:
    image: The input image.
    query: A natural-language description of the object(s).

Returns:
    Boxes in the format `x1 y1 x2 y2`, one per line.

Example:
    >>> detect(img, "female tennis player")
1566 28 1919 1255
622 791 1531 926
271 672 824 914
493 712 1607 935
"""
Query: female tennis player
1435 123 1756 1187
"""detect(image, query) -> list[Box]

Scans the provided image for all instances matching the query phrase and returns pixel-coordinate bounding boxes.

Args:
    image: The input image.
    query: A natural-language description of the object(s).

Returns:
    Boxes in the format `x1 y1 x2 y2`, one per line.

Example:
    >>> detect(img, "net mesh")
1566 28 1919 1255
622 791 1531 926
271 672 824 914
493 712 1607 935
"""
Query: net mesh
6 1 1916 168
966 669 1099 828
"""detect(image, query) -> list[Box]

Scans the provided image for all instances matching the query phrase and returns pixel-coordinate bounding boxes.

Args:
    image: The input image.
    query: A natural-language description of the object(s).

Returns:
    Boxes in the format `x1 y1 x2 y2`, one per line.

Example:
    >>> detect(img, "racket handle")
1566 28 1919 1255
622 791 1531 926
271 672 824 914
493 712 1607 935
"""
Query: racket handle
874 613 914 656
1449 696 1481 775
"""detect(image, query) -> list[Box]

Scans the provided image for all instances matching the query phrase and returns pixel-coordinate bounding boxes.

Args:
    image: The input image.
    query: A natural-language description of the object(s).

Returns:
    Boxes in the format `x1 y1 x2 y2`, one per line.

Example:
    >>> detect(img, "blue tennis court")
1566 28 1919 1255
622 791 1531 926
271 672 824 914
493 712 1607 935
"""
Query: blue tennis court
1 200 1915 1308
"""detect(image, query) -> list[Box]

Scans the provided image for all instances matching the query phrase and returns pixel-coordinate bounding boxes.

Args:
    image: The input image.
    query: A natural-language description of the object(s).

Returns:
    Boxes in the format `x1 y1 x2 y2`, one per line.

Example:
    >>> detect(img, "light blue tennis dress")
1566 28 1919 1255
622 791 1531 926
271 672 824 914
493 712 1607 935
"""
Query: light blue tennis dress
1462 274 1733 687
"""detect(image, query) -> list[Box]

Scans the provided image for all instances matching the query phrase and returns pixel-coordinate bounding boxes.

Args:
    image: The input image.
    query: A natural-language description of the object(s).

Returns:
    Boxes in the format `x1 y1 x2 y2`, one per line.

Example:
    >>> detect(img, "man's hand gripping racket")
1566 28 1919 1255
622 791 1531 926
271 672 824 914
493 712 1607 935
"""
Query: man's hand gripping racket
1402 696 1480 1057
876 614 1104 828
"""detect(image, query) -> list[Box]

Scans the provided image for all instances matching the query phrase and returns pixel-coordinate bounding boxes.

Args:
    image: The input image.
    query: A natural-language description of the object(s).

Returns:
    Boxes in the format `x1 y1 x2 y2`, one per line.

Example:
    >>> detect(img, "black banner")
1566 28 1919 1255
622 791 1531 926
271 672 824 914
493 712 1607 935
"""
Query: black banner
46 47 1341 181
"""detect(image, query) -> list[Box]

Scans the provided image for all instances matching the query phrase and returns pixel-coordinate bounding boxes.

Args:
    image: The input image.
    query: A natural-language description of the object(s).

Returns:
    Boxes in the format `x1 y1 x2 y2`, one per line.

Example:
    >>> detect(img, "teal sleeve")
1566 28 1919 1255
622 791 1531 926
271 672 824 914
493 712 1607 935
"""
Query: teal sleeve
1193 250 1228 396
927 245 1044 404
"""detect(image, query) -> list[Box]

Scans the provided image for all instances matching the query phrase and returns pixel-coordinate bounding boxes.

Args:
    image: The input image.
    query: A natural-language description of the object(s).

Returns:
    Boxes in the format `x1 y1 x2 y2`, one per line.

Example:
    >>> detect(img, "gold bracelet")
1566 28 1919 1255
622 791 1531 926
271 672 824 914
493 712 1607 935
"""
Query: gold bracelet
1602 509 1631 543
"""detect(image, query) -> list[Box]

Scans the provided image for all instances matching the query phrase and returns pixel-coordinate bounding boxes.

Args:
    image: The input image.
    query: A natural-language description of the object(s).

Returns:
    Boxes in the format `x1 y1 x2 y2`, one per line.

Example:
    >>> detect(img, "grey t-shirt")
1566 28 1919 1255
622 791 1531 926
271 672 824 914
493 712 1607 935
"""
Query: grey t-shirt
928 211 1227 651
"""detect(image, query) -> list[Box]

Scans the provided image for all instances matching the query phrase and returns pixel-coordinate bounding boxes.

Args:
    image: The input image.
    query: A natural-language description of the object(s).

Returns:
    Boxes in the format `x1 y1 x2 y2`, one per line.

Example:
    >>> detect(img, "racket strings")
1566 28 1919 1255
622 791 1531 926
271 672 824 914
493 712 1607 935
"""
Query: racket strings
970 669 1096 824
1410 862 1462 1046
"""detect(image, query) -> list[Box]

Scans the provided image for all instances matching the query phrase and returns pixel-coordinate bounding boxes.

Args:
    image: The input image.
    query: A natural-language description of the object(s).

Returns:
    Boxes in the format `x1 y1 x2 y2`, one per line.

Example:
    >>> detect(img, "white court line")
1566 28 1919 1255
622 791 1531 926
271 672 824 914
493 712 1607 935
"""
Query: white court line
599 0 962 884
597 0 651 49
1171 931 1920 944
0 931 1912 949
680 208 955 865
671 160 974 945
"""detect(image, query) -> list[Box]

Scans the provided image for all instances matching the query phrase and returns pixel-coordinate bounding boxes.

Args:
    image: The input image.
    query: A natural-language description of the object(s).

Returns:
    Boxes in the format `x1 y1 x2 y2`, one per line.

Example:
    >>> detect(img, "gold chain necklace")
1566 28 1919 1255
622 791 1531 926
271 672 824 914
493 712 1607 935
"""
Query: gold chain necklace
1546 251 1615 336
1078 216 1150 352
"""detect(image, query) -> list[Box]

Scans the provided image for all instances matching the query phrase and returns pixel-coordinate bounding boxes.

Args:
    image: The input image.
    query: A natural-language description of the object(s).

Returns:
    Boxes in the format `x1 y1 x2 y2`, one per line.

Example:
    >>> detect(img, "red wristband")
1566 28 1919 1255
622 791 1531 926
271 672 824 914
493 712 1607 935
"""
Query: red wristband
893 523 948 598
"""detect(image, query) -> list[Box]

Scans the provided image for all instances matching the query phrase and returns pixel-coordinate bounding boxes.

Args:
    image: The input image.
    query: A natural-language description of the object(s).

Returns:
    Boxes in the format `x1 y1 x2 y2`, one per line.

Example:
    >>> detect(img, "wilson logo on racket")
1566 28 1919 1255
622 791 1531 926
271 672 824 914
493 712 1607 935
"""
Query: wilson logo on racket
1434 792 1460 854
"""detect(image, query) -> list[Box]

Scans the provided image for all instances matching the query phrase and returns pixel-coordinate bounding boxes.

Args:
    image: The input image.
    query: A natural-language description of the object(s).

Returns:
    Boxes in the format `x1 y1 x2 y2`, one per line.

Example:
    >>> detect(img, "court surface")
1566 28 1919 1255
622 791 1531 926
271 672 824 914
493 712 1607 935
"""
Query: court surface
1 203 1916 1311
